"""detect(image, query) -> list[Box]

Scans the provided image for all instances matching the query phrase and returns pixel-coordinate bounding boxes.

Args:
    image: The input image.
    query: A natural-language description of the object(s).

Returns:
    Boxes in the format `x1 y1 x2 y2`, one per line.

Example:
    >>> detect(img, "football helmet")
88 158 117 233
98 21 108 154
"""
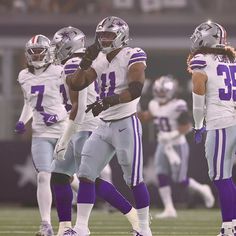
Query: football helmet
96 16 129 54
190 21 227 52
25 34 51 69
153 75 177 104
51 26 85 63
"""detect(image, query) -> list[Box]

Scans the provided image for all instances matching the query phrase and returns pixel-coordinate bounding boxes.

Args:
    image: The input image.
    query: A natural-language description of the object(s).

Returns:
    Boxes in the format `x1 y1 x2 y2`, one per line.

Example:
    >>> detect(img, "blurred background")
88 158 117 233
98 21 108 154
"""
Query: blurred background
0 0 236 207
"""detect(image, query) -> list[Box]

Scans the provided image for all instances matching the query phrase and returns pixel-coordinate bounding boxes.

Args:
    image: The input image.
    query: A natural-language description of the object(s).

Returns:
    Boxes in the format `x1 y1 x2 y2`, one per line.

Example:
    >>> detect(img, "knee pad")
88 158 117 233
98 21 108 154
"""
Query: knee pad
51 172 71 185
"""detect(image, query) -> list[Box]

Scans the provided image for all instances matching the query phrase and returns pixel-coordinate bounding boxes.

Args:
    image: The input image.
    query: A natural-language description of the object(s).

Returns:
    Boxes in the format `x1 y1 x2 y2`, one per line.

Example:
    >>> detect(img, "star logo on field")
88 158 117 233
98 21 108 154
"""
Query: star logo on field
14 155 37 187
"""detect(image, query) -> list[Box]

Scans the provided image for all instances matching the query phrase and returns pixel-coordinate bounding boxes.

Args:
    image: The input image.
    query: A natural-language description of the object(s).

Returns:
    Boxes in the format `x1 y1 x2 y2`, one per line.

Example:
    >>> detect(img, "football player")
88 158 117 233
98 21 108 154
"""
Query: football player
138 75 214 219
66 16 152 236
188 21 236 236
50 26 139 236
15 35 68 236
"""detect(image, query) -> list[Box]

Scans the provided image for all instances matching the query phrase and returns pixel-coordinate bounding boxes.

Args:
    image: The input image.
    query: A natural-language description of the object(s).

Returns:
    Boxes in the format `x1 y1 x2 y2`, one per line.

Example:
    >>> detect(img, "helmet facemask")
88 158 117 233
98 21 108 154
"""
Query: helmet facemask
25 35 51 69
96 16 129 54
190 21 227 53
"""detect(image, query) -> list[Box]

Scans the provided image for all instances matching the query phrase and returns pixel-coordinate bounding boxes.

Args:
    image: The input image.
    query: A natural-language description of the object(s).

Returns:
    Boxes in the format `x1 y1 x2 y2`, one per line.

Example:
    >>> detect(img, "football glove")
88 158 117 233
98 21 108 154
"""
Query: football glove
85 94 120 117
79 41 100 70
14 121 26 134
40 112 58 126
193 126 206 144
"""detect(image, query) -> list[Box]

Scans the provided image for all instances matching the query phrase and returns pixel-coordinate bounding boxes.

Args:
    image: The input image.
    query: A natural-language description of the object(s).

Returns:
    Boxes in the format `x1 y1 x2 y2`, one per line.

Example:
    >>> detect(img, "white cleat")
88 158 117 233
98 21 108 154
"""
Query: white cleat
202 185 215 208
154 208 177 219
132 227 152 236
217 227 233 236
35 221 54 236
63 227 90 236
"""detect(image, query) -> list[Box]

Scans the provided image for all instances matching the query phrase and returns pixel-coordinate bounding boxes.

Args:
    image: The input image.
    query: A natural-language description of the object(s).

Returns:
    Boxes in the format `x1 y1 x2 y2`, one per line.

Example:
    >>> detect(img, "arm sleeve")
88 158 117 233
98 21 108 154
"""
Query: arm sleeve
192 92 205 129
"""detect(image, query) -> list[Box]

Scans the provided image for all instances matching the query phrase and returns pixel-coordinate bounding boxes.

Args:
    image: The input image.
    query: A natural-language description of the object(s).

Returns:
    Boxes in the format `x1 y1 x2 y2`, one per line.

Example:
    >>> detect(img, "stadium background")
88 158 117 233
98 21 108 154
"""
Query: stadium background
0 0 236 208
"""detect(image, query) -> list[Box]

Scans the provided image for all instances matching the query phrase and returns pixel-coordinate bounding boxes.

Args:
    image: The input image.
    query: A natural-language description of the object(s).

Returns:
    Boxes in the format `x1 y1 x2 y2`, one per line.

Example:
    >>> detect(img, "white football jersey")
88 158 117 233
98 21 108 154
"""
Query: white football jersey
189 53 236 130
148 98 187 144
62 57 100 132
18 64 67 138
92 47 147 120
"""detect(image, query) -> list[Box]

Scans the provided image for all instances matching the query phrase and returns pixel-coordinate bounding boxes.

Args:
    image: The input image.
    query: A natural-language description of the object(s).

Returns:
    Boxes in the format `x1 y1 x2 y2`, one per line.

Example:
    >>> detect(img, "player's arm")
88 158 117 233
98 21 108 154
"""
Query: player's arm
119 62 146 103
192 71 207 129
66 43 100 91
177 111 192 134
137 110 153 123
15 88 33 134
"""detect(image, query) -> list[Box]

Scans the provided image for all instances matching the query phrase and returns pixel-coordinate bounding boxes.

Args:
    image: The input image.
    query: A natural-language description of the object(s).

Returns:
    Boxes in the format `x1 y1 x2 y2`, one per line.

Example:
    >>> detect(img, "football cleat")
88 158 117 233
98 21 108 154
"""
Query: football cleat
217 227 233 236
35 221 54 236
132 227 152 236
202 185 215 208
155 208 177 219
63 227 90 236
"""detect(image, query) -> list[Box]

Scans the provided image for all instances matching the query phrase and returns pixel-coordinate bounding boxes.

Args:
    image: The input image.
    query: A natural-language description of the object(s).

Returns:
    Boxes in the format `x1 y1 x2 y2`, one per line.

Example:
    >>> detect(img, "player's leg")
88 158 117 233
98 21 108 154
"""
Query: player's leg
32 137 56 236
175 143 215 209
206 127 236 235
51 132 89 236
154 143 176 219
114 115 152 235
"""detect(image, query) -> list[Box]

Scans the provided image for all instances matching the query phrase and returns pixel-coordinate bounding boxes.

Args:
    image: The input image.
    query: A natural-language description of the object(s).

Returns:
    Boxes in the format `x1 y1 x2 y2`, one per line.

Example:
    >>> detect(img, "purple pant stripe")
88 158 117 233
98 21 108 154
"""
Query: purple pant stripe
213 130 219 180
220 129 226 179
135 116 141 185
131 116 137 186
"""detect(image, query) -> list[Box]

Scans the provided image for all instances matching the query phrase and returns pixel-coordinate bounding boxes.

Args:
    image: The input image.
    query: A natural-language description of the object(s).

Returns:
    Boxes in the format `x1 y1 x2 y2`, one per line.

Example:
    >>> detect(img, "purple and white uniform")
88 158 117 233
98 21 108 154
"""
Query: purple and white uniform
189 53 236 180
18 64 67 172
79 47 147 186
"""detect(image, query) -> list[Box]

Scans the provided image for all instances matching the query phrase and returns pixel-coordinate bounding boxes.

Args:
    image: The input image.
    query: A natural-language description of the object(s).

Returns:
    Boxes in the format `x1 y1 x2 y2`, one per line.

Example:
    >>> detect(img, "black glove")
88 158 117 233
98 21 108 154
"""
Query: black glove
79 41 100 70
85 94 120 117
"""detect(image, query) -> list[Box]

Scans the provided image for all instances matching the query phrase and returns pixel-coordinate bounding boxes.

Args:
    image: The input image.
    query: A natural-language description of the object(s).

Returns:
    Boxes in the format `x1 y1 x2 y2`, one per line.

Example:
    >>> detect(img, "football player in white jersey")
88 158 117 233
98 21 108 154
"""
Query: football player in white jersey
50 26 140 236
188 21 236 236
66 16 152 236
138 75 214 219
15 35 68 236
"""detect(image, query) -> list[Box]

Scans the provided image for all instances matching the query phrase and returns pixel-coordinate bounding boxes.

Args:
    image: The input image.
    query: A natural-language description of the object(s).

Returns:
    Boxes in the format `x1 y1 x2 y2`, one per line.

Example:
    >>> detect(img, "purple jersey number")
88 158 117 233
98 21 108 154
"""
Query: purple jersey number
156 116 171 132
218 64 236 101
31 85 45 112
60 84 72 111
99 71 116 99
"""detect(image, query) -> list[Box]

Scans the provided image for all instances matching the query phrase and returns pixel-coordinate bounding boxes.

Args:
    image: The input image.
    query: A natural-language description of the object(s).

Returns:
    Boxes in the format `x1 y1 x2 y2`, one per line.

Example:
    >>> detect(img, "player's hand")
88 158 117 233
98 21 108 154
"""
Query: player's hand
85 95 120 117
79 41 100 70
14 121 26 134
54 137 68 161
40 112 58 126
193 126 206 144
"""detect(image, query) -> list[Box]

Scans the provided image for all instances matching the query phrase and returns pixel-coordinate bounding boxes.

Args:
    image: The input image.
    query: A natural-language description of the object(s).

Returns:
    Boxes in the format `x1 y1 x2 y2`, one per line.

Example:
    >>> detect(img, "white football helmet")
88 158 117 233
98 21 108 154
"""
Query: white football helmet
153 75 177 104
96 16 129 54
25 34 51 69
190 21 227 52
51 26 85 63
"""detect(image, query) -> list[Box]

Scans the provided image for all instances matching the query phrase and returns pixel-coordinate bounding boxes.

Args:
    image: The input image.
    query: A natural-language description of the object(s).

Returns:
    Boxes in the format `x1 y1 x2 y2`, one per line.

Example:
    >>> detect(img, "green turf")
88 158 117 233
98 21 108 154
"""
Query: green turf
0 207 222 236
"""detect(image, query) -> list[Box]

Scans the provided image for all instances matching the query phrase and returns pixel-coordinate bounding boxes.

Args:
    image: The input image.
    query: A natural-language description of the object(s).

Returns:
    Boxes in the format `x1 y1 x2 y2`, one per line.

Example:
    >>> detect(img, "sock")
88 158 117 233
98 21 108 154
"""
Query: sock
230 178 236 220
37 172 52 224
52 183 73 222
124 207 140 232
75 181 95 229
95 178 132 214
214 178 234 222
70 174 79 192
158 185 175 211
132 183 150 231
57 221 72 235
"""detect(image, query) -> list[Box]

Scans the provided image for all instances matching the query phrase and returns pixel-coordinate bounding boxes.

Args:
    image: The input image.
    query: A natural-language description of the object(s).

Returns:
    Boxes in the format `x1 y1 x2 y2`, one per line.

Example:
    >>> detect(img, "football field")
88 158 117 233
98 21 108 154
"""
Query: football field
0 207 221 236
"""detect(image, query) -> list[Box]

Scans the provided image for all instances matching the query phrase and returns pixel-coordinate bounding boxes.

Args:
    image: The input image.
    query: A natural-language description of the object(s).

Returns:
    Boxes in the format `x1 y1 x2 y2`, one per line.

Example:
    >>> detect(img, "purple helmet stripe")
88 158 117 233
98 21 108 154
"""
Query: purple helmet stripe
64 69 77 75
130 52 146 59
128 57 146 66
219 128 226 179
64 64 79 70
190 60 206 65
213 130 219 180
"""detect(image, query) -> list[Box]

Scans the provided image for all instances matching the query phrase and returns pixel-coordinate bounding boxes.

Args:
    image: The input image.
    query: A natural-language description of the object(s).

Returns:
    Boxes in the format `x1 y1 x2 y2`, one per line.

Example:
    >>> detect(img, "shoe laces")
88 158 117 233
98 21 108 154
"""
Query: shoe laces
63 228 77 236
131 229 143 236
